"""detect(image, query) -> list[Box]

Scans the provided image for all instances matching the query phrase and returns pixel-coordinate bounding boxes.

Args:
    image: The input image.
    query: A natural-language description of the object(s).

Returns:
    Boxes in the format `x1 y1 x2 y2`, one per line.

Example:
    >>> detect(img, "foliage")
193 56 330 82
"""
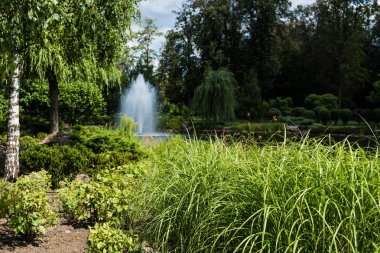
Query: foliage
20 79 106 124
58 164 146 251
367 78 380 104
237 69 262 118
305 93 339 110
340 108 353 124
59 81 106 124
280 116 314 126
0 171 58 240
158 103 190 131
20 145 91 188
119 115 137 138
135 136 380 252
57 165 143 224
317 106 331 124
71 126 144 156
20 126 145 188
128 18 163 85
265 107 281 118
88 223 139 253
0 92 8 123
263 97 293 116
193 68 236 123
331 109 341 123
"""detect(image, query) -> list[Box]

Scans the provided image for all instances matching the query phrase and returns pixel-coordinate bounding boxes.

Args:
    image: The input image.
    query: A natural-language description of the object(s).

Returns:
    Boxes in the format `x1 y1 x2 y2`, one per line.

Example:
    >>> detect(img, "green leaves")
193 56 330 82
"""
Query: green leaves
0 171 58 240
88 223 139 253
193 68 236 124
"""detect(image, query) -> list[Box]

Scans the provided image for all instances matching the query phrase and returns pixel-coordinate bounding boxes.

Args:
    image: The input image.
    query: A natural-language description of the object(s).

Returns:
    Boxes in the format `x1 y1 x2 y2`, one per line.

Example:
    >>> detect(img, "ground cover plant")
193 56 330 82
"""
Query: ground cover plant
57 163 146 252
0 171 58 240
135 136 380 252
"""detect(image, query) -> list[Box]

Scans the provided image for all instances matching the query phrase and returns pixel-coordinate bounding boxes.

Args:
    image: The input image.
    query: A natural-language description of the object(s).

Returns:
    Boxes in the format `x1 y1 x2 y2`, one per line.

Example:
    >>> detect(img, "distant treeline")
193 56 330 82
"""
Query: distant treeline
147 0 380 119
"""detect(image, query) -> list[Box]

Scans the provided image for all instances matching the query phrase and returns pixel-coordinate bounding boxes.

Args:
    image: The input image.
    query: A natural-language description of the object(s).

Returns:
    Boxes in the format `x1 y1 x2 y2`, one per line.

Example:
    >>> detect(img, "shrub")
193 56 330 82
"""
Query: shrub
71 126 144 156
264 97 293 116
340 109 353 124
88 223 139 253
20 145 91 188
57 165 145 224
291 107 306 117
266 107 281 118
302 109 315 119
305 93 338 110
0 171 58 240
331 109 340 123
318 107 331 124
20 135 38 148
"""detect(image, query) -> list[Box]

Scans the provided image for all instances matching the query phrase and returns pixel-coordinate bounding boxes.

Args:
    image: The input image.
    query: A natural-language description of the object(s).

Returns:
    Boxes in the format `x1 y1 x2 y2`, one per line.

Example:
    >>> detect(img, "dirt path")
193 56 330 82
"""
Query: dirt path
0 218 89 253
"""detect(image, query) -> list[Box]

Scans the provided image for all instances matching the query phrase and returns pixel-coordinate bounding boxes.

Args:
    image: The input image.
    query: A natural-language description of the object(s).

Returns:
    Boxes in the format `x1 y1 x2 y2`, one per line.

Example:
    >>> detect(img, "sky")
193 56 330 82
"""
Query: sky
138 0 317 55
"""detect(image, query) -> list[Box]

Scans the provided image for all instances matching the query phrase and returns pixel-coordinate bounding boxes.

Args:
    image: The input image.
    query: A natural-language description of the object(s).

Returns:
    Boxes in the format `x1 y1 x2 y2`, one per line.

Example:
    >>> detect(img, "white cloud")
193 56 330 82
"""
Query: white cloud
291 0 316 8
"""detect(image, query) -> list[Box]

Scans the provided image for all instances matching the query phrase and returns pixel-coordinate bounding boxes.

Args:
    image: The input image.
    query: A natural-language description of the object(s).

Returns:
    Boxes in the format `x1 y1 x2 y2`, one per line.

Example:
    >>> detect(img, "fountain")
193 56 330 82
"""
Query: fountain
120 74 157 135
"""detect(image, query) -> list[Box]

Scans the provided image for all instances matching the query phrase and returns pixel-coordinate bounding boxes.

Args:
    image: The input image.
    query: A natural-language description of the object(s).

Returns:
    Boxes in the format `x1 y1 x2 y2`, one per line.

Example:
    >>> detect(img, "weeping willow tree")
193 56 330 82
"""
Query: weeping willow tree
193 68 236 124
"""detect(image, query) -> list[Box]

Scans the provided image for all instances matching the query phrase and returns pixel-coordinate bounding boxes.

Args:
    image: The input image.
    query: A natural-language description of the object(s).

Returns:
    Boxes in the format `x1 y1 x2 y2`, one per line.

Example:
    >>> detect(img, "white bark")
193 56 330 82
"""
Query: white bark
4 53 21 181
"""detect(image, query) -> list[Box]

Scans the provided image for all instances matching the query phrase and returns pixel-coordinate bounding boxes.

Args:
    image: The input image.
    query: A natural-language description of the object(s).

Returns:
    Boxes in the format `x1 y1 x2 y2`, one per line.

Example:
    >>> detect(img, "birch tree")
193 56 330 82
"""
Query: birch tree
0 0 140 181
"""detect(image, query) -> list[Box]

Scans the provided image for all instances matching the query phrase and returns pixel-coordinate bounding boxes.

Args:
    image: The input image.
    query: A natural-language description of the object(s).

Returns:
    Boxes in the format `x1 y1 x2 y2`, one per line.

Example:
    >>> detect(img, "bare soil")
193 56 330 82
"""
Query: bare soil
0 218 89 253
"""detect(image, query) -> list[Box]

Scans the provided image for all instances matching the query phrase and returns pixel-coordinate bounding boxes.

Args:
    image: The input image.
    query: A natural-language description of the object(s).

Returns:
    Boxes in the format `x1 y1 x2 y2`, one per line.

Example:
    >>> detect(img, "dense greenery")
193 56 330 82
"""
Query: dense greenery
193 68 236 124
58 163 145 252
156 0 380 121
134 136 380 252
0 171 58 240
20 126 145 188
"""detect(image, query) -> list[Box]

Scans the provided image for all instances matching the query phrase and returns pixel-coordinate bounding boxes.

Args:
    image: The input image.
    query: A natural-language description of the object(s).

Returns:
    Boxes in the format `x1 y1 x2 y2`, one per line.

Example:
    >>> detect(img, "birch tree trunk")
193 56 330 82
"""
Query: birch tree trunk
4 53 21 182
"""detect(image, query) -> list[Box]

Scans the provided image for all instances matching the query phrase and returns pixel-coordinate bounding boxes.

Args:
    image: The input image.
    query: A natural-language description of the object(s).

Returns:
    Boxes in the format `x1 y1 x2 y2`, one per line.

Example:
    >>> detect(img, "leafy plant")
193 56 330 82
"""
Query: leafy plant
57 165 145 224
340 108 353 124
0 171 58 240
305 93 338 110
119 115 137 137
88 223 139 253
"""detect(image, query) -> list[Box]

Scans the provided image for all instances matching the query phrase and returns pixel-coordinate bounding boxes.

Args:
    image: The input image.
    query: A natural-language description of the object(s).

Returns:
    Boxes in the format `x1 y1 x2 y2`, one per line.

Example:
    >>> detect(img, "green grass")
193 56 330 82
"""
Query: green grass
133 136 380 252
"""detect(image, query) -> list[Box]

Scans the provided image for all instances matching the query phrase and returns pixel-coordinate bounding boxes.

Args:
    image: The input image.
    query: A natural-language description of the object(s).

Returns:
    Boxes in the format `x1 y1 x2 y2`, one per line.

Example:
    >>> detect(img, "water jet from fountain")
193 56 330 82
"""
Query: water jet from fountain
120 74 157 136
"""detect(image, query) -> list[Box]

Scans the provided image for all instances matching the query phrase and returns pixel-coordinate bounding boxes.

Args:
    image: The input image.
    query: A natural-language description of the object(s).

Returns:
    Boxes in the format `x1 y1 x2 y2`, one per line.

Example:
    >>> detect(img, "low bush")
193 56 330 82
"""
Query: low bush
0 171 58 240
305 93 338 110
58 164 146 252
71 126 144 156
331 109 341 123
264 97 293 116
340 108 353 124
88 223 139 253
57 164 145 224
265 107 281 118
20 145 91 188
21 126 146 188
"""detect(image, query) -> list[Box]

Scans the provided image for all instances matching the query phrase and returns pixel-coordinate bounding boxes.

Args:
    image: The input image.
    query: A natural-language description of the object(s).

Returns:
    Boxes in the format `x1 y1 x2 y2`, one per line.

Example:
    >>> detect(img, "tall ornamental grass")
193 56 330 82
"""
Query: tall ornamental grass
135 136 380 252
